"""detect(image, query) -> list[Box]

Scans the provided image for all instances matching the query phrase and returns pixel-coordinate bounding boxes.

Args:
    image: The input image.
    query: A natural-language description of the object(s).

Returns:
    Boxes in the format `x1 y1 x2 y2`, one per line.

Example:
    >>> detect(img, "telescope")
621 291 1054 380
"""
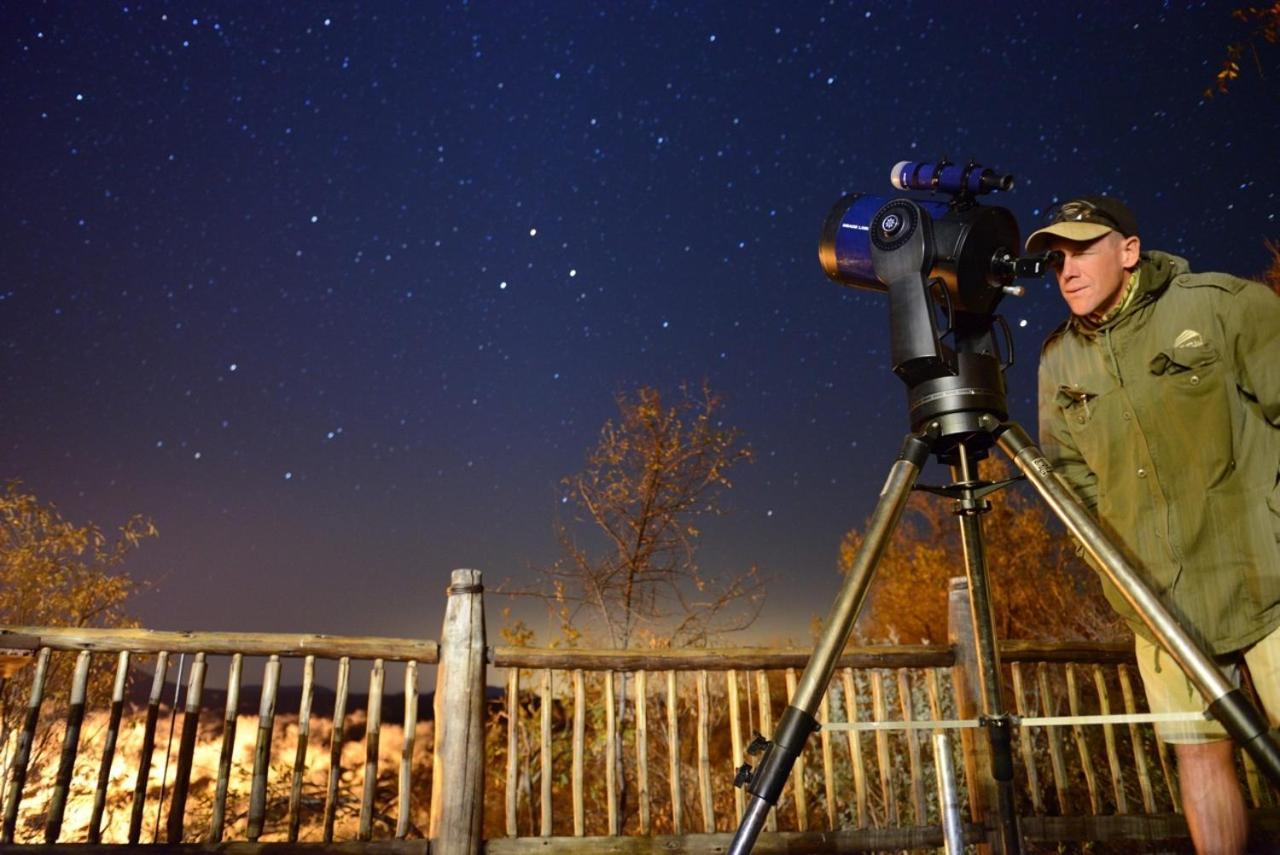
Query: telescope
817 158 1057 434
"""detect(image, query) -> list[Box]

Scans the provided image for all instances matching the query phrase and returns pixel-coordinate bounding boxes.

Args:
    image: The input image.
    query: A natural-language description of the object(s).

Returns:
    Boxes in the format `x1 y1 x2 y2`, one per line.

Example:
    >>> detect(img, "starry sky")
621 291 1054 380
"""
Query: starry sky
3 2 1278 644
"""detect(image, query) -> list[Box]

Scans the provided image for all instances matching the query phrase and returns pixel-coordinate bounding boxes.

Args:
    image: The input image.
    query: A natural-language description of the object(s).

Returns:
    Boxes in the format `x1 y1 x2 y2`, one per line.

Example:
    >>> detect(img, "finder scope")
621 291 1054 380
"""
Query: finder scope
891 159 1014 195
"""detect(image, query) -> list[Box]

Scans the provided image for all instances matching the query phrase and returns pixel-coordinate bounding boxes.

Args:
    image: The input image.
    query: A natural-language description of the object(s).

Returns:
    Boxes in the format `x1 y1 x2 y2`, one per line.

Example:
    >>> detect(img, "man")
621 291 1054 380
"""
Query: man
1031 196 1280 853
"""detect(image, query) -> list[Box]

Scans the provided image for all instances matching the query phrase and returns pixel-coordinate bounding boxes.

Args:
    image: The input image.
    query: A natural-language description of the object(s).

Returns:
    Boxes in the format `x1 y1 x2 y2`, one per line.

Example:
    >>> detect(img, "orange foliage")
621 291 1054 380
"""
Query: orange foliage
1206 3 1280 97
1263 239 1280 296
0 483 155 802
839 457 1128 645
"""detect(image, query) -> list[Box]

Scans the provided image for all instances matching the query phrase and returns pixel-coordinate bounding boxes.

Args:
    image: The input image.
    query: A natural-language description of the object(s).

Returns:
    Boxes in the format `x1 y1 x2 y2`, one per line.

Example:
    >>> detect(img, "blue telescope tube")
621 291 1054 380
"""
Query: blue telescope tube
818 193 951 291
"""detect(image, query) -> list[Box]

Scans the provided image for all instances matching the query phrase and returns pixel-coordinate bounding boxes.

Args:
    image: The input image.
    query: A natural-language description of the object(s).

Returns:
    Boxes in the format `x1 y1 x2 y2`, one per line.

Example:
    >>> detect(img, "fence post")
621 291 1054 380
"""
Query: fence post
430 568 487 855
948 576 996 854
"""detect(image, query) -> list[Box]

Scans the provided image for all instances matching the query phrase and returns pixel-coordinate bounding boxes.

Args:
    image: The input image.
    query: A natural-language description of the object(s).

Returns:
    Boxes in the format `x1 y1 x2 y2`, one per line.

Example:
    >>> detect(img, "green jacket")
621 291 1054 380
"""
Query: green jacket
1038 251 1280 653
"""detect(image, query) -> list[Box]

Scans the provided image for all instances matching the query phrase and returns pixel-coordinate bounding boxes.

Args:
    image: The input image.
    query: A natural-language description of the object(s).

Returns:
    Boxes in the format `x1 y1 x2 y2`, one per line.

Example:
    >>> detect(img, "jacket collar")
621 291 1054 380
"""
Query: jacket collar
1067 251 1188 336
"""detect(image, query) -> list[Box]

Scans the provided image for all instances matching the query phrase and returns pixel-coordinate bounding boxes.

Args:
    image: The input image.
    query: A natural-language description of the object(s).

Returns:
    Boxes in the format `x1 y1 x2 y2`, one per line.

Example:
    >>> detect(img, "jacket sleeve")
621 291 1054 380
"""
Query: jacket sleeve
1226 281 1280 425
1038 349 1099 514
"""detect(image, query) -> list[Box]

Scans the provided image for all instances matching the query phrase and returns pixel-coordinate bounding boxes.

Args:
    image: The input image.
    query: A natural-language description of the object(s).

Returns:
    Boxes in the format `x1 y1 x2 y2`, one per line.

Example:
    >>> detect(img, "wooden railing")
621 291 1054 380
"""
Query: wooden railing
1 569 1275 852
0 633 440 847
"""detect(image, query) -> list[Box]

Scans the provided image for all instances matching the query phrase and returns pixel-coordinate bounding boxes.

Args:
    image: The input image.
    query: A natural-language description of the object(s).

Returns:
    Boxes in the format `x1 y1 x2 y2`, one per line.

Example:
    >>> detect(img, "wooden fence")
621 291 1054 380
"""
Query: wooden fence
0 569 1276 853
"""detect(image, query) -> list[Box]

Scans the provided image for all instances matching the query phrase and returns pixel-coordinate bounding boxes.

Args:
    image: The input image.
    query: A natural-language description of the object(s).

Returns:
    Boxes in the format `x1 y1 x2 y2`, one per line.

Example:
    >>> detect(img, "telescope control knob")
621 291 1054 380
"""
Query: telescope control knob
870 200 922 253
879 212 906 240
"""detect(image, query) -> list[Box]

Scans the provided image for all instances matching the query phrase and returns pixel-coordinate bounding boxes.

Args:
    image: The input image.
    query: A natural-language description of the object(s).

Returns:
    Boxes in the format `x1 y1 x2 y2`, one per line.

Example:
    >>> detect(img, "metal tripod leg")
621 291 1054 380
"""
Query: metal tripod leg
727 433 931 855
996 420 1280 786
950 442 1022 855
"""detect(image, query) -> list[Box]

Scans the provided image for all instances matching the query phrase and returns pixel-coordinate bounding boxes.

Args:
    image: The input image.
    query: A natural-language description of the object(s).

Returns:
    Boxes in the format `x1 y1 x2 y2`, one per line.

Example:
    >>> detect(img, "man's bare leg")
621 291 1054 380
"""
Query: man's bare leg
1176 740 1246 854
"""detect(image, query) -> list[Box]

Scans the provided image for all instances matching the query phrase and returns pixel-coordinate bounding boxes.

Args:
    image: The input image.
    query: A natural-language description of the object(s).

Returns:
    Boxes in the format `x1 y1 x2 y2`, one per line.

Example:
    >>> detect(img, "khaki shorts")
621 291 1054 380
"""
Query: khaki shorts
1135 626 1280 744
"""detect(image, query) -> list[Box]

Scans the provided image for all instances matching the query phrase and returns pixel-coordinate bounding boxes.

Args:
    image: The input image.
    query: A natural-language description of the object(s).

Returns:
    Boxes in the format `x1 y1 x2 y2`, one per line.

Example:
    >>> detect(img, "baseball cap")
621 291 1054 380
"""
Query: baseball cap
1024 195 1140 254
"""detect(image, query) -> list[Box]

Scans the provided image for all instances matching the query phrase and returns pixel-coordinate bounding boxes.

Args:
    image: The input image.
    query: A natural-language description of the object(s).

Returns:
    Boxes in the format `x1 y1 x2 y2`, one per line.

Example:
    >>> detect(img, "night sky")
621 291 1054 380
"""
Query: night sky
3 2 1278 644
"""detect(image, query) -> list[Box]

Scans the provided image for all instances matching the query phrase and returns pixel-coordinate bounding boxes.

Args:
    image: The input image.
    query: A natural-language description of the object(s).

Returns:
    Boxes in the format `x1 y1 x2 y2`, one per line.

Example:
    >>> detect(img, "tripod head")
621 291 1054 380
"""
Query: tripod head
818 159 1058 450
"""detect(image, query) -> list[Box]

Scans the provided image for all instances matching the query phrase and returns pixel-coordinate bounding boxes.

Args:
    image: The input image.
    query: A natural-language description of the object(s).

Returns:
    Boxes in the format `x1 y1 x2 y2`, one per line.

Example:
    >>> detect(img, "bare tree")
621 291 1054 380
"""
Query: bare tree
503 382 763 831
543 381 764 650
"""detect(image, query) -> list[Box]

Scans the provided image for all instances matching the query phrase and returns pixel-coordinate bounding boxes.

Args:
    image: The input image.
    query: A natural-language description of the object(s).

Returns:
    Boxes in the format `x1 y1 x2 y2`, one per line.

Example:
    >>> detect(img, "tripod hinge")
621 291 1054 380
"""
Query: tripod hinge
952 497 991 515
735 733 775 790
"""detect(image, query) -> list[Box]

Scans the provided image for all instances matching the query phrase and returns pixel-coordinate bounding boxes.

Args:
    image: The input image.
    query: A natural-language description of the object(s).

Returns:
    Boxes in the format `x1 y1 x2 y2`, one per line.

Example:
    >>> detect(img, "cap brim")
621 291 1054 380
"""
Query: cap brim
1025 221 1114 254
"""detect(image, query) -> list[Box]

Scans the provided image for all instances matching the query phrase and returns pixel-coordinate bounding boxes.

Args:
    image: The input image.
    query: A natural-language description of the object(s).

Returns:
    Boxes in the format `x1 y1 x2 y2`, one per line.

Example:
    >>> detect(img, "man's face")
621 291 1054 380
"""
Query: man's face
1047 231 1141 317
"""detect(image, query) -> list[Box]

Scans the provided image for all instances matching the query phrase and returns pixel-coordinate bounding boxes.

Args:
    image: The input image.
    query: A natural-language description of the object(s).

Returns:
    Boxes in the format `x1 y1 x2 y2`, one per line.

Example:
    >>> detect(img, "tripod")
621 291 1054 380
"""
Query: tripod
730 418 1280 855
730 196 1280 854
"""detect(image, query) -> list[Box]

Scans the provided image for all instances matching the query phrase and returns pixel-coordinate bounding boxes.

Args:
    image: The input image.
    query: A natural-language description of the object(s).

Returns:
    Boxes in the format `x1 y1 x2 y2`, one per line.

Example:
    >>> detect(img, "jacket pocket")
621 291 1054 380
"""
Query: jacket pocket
1148 342 1235 489
1148 342 1222 384
1057 382 1116 470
